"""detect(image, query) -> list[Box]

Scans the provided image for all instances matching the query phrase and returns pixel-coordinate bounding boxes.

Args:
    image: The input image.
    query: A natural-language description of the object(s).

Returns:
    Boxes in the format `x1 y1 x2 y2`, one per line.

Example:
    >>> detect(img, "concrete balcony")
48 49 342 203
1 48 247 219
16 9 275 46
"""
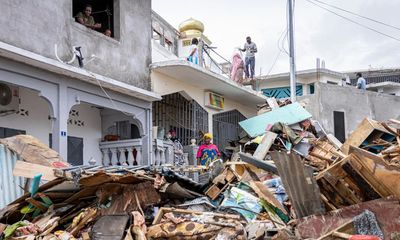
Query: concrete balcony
99 139 175 166
99 138 143 166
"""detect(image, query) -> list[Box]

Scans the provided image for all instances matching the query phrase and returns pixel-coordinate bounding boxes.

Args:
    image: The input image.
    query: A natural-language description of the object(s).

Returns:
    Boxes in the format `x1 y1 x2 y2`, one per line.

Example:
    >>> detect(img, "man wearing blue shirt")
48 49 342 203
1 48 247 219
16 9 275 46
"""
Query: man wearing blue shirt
356 72 366 90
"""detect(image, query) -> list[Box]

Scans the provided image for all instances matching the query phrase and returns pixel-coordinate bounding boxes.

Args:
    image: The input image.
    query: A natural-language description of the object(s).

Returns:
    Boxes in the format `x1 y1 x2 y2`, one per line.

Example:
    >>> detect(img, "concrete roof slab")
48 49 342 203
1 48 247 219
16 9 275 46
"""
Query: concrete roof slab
151 60 267 106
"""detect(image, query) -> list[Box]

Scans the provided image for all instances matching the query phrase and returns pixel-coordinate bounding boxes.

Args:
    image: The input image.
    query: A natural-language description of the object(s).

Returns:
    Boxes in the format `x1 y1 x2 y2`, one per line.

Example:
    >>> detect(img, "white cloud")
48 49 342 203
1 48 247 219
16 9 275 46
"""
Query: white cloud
152 0 400 74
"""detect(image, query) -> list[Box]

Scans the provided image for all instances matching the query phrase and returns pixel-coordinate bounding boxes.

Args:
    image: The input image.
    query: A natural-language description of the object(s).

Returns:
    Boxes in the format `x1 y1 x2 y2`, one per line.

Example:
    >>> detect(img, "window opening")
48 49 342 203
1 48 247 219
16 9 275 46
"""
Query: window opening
73 0 115 38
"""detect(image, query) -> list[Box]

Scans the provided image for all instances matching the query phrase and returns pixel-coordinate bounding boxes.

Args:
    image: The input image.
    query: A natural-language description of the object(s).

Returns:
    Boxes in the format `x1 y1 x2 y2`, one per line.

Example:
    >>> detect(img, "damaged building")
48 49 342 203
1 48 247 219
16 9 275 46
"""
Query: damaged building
1 0 400 239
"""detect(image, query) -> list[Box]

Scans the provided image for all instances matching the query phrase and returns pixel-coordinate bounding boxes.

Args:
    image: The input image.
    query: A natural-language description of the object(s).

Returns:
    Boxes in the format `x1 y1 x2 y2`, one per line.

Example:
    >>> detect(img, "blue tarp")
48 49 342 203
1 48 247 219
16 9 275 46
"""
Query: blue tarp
239 102 312 137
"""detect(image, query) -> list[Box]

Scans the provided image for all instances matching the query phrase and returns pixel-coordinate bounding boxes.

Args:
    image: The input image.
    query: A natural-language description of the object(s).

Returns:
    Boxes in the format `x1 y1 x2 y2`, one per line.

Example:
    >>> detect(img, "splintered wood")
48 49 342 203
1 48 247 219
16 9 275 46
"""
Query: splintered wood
306 137 345 171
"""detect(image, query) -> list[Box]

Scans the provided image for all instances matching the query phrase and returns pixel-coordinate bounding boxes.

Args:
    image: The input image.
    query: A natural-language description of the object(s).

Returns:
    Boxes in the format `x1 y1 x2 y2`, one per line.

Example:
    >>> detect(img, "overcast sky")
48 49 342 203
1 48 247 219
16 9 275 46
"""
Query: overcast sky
152 0 400 75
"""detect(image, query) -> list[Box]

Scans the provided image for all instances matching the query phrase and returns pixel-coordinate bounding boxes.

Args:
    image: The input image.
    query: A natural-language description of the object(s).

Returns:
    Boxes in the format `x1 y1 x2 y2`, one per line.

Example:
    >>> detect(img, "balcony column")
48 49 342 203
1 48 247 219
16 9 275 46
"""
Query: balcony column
127 148 134 165
119 148 127 165
101 149 110 166
135 147 142 165
110 148 118 166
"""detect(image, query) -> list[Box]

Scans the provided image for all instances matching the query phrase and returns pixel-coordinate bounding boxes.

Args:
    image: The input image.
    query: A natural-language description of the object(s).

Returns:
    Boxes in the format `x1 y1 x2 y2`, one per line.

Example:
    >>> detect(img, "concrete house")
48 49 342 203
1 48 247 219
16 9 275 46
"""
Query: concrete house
0 1 161 166
258 67 347 99
150 13 266 156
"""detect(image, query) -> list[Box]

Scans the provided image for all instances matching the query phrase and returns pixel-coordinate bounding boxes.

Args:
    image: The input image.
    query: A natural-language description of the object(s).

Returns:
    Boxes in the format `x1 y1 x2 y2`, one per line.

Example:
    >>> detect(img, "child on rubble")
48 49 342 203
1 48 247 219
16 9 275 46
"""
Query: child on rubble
196 133 220 167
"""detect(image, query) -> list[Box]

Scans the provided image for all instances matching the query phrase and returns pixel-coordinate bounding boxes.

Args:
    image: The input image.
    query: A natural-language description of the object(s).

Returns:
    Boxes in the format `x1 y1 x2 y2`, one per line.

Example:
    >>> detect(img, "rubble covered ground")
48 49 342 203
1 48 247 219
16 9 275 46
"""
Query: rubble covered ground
1 99 400 240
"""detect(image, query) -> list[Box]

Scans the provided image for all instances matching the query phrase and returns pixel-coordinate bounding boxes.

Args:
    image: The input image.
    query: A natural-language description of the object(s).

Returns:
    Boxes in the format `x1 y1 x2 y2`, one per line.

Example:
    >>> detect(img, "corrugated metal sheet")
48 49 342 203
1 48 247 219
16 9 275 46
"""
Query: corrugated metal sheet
270 151 325 218
0 144 24 208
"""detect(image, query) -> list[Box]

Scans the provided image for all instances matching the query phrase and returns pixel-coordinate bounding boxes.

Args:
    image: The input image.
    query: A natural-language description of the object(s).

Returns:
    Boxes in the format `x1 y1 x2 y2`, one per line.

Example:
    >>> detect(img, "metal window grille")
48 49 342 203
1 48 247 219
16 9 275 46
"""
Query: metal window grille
153 92 209 145
212 110 246 151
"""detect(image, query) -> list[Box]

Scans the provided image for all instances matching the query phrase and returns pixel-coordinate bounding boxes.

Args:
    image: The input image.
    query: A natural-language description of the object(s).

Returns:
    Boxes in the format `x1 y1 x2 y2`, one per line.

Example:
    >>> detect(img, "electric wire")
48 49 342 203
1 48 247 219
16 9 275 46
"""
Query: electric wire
310 0 400 32
305 0 400 43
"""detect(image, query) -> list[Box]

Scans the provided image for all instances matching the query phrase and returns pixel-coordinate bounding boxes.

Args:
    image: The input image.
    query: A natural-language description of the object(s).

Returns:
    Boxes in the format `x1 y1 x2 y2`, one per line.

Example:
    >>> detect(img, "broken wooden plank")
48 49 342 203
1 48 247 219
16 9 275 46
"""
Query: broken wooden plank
341 118 396 154
316 157 363 208
0 135 69 167
253 131 278 160
249 181 287 215
25 198 48 212
317 219 355 240
347 146 400 199
13 161 57 181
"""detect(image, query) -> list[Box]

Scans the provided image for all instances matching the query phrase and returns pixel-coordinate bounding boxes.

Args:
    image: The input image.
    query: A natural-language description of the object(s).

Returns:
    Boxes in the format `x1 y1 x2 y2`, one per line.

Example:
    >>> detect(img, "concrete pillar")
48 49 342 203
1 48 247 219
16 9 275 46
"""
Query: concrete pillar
141 108 152 165
302 84 309 96
208 113 213 135
52 84 69 161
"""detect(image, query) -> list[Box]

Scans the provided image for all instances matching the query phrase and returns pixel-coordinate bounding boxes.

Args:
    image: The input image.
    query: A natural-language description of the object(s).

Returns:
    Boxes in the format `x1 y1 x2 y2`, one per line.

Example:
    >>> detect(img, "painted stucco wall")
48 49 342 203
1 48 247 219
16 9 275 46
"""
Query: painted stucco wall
0 88 103 164
68 104 103 164
258 74 343 90
0 88 52 145
0 0 152 90
151 71 258 133
301 83 400 138
152 40 180 62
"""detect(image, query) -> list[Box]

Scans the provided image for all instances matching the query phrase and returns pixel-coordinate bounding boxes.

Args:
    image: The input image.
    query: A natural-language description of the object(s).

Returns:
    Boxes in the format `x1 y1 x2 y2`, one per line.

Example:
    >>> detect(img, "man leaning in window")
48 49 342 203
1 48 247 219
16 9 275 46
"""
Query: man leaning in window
76 4 101 30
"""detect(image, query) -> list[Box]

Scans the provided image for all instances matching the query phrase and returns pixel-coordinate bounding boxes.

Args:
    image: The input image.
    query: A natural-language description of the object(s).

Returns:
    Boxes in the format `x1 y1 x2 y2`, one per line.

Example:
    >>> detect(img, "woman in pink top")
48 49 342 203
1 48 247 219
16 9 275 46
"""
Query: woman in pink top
196 133 220 166
230 53 244 84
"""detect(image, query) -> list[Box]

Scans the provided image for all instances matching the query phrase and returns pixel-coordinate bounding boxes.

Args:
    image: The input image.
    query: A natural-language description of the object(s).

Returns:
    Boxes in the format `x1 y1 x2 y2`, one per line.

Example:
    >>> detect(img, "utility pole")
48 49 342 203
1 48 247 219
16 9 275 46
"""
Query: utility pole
288 0 297 102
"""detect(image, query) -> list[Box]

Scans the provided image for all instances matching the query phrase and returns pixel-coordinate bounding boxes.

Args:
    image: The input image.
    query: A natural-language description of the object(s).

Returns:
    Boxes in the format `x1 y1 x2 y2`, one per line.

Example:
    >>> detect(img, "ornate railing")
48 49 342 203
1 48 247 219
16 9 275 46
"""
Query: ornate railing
99 139 175 166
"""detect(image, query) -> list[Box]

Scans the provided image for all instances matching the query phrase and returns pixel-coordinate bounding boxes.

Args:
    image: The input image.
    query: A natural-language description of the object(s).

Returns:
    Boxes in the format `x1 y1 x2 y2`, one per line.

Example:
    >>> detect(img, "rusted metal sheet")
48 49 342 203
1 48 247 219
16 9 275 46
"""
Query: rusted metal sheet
270 151 325 218
0 144 24 208
296 198 400 239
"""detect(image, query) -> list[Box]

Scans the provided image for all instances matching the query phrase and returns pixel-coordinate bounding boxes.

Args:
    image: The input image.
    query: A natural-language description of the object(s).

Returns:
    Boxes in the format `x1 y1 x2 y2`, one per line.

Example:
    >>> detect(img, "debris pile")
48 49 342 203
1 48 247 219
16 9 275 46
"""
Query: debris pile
1 101 400 239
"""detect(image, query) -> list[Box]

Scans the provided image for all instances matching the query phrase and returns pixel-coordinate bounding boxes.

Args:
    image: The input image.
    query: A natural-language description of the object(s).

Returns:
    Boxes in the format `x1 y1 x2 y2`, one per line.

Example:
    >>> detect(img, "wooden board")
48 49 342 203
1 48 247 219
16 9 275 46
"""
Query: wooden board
341 118 395 154
249 181 287 214
253 131 278 160
316 158 363 208
0 135 68 167
317 220 355 240
13 161 57 181
347 146 400 199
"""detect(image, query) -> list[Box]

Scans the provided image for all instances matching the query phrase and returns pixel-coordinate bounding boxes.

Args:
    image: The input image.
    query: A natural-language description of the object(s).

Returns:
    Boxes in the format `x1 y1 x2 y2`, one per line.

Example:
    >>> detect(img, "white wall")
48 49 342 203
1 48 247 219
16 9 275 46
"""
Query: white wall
301 83 400 138
0 88 51 145
0 88 103 164
68 104 102 165
152 72 258 133
152 40 180 62
258 74 343 91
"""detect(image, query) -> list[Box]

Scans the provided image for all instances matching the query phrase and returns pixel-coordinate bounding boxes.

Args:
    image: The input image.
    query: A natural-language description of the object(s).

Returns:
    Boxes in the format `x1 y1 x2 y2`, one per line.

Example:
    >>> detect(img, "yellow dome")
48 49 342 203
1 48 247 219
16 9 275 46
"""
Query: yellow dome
178 18 204 34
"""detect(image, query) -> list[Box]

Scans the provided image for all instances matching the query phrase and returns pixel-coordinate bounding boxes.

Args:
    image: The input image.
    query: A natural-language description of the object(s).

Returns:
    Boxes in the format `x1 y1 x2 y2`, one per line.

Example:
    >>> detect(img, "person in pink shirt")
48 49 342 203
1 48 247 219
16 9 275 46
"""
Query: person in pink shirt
196 133 220 166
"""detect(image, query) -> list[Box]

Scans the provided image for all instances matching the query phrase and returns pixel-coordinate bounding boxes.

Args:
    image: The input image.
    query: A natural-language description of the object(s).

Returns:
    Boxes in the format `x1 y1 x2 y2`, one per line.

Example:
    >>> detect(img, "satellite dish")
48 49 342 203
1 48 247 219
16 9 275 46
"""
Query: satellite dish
0 83 12 106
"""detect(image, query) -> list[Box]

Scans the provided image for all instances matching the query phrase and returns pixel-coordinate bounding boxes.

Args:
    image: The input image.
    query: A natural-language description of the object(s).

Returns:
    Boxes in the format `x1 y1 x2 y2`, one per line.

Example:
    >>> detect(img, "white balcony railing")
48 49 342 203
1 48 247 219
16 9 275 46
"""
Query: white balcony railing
99 138 175 166
99 138 143 166
153 139 175 165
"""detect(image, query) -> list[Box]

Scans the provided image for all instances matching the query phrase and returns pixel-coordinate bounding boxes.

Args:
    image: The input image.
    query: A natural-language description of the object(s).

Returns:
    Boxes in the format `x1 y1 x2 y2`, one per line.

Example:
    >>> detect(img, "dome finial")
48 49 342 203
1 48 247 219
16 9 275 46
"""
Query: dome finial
178 18 204 34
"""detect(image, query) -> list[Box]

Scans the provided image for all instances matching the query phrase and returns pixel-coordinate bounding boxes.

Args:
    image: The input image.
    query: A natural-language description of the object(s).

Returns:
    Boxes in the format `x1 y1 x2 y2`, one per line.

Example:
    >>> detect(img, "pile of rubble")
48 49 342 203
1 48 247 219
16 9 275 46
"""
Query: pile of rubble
0 100 400 239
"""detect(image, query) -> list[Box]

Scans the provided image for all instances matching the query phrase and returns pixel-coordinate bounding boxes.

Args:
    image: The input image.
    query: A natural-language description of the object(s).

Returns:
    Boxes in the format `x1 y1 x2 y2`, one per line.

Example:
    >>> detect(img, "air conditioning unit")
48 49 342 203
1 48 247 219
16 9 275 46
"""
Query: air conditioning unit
0 83 19 114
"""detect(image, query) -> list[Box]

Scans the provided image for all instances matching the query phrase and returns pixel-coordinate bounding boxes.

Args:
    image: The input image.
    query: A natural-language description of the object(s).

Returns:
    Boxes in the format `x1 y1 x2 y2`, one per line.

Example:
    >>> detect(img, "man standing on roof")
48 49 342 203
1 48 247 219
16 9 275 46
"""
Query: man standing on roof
240 36 257 80
356 72 367 90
